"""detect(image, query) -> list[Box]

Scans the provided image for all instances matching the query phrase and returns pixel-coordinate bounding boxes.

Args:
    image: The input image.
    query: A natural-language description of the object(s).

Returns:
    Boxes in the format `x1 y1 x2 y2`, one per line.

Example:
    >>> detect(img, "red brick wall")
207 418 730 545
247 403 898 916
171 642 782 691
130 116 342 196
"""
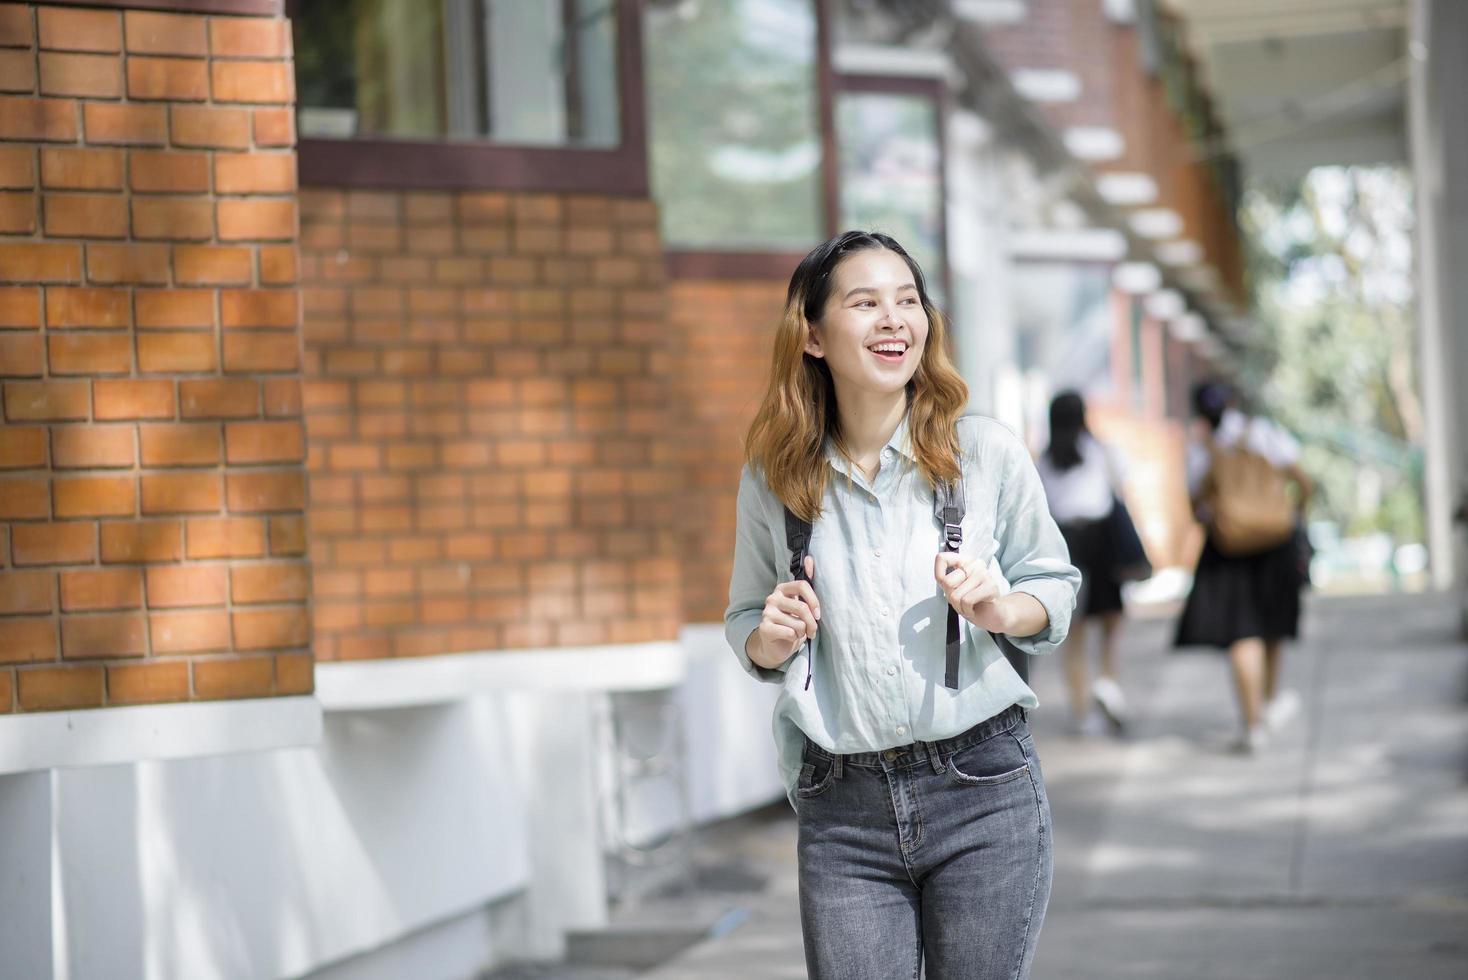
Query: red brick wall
0 3 309 712
667 277 785 624
297 188 681 660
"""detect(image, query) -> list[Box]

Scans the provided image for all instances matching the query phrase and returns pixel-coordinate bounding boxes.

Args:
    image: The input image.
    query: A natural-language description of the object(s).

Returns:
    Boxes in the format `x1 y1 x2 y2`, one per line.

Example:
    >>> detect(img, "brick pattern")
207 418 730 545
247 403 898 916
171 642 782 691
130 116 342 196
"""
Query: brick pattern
298 189 681 660
667 279 785 624
0 4 308 712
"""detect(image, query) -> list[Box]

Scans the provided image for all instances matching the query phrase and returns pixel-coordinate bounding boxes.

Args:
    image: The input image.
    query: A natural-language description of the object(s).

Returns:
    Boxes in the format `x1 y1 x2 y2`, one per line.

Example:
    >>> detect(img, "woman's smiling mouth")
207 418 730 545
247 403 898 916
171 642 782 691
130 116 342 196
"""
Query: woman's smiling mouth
867 340 909 362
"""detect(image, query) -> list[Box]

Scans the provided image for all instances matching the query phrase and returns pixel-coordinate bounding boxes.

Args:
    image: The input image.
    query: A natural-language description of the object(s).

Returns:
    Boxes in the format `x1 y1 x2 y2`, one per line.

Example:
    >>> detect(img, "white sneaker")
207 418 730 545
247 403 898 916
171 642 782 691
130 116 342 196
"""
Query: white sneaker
1264 690 1301 733
1231 725 1269 755
1091 676 1129 733
1066 709 1107 738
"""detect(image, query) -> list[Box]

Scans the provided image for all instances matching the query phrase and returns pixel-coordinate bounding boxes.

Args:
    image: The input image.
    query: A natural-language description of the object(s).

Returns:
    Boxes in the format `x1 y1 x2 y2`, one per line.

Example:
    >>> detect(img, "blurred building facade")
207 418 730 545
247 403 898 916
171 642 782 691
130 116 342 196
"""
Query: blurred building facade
0 1 1459 977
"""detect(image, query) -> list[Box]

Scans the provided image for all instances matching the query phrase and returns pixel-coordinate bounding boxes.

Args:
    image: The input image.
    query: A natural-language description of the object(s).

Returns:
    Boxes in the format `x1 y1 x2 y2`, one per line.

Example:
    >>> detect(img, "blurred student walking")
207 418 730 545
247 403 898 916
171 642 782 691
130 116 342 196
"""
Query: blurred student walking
1035 391 1138 736
1175 381 1313 753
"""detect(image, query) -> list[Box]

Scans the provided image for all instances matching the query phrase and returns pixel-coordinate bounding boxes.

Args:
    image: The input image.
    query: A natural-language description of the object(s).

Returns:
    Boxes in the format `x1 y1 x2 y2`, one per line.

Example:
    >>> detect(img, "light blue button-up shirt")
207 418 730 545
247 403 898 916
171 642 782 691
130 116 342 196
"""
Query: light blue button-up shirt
724 414 1080 803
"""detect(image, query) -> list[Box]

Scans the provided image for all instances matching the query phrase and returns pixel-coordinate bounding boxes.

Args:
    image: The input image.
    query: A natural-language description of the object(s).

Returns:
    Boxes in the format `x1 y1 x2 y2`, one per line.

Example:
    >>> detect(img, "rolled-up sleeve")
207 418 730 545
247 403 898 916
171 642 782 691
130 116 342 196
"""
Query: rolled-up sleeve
724 466 792 683
992 430 1081 656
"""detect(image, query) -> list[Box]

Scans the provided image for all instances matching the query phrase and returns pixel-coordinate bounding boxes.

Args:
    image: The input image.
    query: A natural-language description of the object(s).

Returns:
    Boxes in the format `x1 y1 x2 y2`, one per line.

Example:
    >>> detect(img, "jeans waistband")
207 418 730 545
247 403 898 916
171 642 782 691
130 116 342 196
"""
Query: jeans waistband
804 703 1027 770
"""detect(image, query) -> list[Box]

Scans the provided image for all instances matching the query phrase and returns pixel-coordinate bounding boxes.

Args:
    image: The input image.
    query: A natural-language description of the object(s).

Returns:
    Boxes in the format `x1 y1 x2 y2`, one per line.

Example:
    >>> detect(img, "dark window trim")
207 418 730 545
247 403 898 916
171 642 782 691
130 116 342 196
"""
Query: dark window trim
665 251 805 282
43 0 280 12
831 72 951 305
294 0 649 195
834 73 944 98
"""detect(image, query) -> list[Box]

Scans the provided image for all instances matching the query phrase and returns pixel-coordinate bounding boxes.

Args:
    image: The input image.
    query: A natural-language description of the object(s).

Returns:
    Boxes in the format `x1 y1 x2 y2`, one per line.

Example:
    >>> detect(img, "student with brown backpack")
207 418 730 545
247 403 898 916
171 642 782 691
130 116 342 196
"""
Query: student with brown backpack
1174 381 1313 753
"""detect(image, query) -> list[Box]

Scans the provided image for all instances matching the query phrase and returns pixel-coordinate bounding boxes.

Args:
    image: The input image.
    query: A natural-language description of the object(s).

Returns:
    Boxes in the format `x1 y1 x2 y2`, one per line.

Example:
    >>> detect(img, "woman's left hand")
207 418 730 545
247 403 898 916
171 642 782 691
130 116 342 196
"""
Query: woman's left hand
934 552 1008 634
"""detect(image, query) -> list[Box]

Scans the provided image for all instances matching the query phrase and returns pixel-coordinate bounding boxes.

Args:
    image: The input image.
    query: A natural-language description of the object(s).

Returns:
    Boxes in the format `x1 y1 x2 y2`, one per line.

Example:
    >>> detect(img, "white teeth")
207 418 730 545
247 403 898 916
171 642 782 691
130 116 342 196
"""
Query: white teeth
869 343 907 354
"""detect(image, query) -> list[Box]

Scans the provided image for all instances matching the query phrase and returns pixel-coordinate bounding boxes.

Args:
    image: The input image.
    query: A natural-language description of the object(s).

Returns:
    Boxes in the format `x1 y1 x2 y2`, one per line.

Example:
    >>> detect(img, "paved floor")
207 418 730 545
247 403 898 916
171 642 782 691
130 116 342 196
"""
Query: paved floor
633 590 1468 979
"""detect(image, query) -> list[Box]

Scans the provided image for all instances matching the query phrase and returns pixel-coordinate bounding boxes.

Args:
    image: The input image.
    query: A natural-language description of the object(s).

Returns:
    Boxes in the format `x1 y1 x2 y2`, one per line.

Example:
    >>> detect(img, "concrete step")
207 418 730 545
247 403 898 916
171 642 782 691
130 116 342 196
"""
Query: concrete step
565 906 752 971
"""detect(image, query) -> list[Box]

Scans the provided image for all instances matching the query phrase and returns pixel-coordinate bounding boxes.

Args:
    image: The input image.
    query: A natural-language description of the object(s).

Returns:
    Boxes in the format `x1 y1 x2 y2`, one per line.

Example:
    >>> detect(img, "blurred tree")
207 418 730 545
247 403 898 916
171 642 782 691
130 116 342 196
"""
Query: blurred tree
1240 166 1424 543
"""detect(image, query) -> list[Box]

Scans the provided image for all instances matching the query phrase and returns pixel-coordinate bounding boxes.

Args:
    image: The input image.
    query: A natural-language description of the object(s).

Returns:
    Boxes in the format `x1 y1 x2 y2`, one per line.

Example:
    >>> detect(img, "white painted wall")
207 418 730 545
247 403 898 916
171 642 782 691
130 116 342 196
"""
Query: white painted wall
52 700 528 980
585 626 785 858
0 772 53 978
677 624 786 826
1 634 787 980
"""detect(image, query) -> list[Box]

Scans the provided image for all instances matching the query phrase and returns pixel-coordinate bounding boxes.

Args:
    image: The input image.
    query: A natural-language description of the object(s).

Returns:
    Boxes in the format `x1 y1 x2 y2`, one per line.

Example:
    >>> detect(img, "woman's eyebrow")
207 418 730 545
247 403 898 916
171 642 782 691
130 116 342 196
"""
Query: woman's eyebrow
841 283 918 301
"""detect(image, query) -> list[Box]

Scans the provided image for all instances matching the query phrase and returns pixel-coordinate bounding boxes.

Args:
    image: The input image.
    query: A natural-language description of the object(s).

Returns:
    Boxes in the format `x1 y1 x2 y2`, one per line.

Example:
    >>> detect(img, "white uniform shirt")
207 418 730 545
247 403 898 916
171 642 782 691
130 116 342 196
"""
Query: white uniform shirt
1035 434 1122 524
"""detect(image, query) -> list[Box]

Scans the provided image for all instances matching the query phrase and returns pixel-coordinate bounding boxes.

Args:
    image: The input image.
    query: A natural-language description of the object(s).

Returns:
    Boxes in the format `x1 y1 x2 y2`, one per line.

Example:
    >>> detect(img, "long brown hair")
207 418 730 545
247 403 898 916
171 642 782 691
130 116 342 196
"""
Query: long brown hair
744 231 969 521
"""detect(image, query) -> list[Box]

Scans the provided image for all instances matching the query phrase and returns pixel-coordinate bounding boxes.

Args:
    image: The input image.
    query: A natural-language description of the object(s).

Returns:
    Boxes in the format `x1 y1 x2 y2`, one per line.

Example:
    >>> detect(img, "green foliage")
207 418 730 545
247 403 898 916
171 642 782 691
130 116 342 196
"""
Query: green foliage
1240 167 1424 544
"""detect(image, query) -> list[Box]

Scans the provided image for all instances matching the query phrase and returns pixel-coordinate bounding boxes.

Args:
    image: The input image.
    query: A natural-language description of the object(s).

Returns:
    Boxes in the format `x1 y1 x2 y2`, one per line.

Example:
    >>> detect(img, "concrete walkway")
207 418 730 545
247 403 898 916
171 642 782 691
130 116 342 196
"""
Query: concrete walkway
638 590 1468 979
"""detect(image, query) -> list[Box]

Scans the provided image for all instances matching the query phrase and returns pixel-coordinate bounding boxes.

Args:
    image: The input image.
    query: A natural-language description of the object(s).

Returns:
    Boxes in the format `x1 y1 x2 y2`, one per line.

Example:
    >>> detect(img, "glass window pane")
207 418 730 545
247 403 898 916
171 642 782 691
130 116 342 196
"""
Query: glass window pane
1012 263 1114 396
644 0 824 250
837 91 945 303
294 0 620 147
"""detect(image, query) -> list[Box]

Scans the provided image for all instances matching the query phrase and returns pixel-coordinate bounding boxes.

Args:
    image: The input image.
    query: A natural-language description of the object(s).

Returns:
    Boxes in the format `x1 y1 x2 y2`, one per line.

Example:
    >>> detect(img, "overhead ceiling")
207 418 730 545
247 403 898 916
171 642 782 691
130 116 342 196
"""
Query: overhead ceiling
1163 0 1409 183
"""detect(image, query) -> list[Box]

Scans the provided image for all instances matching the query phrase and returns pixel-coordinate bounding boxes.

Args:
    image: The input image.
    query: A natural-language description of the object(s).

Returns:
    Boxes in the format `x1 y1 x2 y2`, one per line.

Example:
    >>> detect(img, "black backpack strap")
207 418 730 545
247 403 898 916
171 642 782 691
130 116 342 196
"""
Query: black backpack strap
933 473 1029 688
783 506 815 690
933 477 964 689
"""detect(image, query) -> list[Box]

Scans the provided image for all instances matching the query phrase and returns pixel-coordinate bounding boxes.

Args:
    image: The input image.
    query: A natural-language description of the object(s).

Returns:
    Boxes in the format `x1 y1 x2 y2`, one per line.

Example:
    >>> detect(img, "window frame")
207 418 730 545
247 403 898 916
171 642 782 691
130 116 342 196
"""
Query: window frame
289 0 649 194
831 72 951 305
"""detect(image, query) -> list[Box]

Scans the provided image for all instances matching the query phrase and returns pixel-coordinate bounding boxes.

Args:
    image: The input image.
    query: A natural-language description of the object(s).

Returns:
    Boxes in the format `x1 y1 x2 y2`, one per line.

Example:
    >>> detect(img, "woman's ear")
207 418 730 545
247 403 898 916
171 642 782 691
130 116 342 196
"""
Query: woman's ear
803 318 825 359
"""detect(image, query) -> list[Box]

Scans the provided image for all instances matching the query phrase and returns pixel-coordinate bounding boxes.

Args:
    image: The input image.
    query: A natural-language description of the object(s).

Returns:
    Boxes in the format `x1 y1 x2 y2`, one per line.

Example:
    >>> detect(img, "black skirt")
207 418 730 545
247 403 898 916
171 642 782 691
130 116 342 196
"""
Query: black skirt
1174 533 1303 650
1059 517 1125 617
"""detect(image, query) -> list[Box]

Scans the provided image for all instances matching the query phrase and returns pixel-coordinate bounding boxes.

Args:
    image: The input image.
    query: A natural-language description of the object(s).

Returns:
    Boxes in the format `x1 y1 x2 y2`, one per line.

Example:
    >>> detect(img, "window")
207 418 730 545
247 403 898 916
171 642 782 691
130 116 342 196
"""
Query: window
644 0 824 250
293 0 620 147
836 90 945 302
1012 263 1114 396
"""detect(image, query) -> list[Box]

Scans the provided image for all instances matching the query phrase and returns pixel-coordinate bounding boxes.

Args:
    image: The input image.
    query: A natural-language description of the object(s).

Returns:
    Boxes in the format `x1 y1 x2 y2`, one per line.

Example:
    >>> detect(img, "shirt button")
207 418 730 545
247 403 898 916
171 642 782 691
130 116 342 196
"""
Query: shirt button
880 607 889 617
886 665 897 677
896 725 907 737
873 548 882 558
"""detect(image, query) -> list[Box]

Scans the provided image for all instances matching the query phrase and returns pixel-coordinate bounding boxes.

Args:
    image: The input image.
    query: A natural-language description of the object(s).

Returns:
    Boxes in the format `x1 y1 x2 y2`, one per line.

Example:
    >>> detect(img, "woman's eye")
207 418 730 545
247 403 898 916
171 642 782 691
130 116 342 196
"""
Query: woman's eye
856 301 875 309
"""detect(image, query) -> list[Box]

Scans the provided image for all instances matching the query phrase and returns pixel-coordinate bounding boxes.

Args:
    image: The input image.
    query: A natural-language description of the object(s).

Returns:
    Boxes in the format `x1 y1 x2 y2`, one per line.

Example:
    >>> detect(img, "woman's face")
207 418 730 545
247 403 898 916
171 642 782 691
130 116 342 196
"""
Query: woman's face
805 248 930 398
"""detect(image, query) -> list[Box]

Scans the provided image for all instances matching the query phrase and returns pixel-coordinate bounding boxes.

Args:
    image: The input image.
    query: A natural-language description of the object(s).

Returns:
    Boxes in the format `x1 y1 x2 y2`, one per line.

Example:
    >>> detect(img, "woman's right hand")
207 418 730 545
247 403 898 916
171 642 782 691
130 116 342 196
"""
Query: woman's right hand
750 555 820 668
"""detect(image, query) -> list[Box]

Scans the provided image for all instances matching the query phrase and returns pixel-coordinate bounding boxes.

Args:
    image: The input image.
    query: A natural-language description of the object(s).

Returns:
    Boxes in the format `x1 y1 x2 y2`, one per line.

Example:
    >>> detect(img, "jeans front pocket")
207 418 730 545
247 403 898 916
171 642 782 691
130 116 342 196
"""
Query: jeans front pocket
796 748 838 799
945 731 1031 786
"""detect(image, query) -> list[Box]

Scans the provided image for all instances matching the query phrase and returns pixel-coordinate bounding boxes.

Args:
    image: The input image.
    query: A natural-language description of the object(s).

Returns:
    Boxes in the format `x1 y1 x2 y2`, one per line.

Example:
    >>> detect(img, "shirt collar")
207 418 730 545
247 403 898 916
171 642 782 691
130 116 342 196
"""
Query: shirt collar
824 413 917 475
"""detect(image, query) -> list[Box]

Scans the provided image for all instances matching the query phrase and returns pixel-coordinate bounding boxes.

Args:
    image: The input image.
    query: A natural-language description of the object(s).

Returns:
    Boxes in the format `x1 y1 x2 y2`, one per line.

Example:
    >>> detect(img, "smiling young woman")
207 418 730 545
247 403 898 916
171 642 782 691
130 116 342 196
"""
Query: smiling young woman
725 230 1080 979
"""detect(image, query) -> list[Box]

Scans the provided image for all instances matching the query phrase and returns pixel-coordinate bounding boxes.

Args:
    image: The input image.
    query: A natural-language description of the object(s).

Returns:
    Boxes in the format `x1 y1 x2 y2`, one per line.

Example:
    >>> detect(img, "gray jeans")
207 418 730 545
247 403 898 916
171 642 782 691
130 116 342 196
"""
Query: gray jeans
795 705 1052 980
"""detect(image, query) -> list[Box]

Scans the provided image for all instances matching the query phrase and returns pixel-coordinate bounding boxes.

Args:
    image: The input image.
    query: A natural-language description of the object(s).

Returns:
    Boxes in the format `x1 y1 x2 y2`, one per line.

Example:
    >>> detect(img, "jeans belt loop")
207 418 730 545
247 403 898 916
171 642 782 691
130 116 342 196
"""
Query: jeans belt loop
831 752 844 780
924 740 945 775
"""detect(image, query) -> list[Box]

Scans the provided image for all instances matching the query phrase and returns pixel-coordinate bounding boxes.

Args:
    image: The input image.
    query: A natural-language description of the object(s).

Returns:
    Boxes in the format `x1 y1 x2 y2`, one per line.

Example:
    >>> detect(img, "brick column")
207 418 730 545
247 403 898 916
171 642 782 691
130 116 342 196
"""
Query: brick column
0 3 309 713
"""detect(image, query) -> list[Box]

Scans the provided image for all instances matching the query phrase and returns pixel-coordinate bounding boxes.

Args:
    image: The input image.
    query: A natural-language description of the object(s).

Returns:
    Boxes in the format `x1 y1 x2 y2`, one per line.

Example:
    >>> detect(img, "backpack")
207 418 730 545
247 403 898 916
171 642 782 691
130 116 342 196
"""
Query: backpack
783 468 1029 692
1203 443 1294 556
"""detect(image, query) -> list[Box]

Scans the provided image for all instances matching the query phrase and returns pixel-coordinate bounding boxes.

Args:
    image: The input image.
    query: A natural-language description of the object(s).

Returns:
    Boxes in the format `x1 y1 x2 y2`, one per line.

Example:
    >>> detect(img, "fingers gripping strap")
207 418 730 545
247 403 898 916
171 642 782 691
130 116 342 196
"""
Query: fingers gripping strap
784 507 814 690
783 507 811 583
933 479 965 689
